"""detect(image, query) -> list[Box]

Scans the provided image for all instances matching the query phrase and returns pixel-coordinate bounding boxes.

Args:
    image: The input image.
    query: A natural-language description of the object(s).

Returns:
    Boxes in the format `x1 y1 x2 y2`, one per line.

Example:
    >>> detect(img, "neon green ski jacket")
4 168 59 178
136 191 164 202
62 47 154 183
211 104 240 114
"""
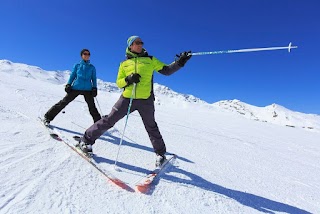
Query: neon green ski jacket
116 48 181 99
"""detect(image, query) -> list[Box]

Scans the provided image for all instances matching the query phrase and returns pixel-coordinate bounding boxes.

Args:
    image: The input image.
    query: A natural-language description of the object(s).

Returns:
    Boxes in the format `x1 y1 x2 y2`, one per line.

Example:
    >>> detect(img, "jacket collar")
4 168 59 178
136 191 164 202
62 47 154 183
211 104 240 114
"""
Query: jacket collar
126 48 149 59
80 59 90 65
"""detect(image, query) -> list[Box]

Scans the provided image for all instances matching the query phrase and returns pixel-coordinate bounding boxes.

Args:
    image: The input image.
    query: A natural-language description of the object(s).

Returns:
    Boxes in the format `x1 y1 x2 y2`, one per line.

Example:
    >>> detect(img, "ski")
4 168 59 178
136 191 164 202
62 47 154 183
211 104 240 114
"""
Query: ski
66 143 131 190
38 117 63 141
135 154 177 193
37 118 132 191
49 133 62 141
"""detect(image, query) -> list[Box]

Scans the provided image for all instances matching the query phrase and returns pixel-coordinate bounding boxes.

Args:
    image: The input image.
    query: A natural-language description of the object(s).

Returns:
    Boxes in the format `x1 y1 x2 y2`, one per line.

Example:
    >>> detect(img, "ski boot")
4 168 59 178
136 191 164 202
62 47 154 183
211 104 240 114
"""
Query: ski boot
43 118 51 127
76 139 93 156
155 154 167 167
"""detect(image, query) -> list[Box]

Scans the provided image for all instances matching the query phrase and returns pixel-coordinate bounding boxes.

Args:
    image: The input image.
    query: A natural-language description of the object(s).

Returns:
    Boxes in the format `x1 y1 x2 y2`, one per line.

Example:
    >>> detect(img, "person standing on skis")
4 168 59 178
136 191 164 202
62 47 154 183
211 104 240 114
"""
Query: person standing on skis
43 49 101 125
78 36 192 166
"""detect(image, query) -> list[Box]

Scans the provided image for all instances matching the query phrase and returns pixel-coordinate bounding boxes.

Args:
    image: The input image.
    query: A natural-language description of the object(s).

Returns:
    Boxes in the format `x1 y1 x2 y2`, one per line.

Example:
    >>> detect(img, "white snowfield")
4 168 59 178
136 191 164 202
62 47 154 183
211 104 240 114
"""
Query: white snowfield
0 59 319 214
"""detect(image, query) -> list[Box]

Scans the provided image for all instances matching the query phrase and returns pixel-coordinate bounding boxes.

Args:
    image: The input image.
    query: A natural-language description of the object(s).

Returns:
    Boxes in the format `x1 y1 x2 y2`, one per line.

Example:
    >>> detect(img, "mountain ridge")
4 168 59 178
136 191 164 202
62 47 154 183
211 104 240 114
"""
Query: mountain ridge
1 59 319 132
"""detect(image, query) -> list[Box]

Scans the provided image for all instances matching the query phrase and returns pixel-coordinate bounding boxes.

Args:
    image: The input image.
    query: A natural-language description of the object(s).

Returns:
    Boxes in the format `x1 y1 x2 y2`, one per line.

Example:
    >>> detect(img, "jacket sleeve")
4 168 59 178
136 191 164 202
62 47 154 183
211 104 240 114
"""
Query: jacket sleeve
67 64 78 85
91 66 97 88
153 57 181 76
116 62 128 88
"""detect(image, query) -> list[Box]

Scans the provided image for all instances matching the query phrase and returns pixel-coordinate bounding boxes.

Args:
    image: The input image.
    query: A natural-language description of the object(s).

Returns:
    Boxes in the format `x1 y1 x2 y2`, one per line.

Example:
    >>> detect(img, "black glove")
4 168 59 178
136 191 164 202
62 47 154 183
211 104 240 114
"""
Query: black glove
92 87 97 97
65 84 72 93
125 73 141 85
176 51 192 67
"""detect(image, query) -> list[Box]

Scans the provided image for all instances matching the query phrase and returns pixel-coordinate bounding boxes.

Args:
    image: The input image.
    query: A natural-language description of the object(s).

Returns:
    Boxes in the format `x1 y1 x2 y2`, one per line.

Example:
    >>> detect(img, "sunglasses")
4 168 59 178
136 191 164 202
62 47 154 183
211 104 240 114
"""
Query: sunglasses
83 52 91 56
134 41 144 45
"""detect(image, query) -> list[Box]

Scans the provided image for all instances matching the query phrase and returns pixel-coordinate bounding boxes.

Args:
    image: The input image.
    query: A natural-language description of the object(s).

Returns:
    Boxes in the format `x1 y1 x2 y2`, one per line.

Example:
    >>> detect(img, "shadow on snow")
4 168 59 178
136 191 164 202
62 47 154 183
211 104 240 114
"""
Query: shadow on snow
161 166 311 214
53 125 193 164
53 125 309 213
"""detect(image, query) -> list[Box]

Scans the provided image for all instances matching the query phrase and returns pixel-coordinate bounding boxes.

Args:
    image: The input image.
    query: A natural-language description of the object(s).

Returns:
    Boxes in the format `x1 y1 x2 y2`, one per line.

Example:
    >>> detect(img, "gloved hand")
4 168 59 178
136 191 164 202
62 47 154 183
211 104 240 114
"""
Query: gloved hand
125 73 141 85
65 84 72 93
92 87 97 97
176 51 192 67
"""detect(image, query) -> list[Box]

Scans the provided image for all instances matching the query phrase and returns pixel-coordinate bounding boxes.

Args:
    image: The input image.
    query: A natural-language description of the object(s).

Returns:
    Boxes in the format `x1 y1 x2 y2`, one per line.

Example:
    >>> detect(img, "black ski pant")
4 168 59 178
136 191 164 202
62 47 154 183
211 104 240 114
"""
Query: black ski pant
82 95 166 155
44 90 101 123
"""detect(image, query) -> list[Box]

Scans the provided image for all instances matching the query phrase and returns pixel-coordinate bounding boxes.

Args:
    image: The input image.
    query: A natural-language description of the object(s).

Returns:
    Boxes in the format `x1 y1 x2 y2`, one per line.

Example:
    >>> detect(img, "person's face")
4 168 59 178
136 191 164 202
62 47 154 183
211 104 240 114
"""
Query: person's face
81 51 91 60
130 39 144 53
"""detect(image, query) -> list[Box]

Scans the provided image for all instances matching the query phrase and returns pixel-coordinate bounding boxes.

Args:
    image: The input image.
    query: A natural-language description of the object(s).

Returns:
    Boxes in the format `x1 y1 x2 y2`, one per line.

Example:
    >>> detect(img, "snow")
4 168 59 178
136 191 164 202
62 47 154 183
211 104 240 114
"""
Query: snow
212 99 320 132
0 59 319 213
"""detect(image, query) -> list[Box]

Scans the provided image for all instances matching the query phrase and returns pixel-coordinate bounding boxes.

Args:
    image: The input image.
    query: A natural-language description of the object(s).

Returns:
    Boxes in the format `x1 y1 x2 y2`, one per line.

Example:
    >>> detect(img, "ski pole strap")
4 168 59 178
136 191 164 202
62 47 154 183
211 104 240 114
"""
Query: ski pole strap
189 42 297 56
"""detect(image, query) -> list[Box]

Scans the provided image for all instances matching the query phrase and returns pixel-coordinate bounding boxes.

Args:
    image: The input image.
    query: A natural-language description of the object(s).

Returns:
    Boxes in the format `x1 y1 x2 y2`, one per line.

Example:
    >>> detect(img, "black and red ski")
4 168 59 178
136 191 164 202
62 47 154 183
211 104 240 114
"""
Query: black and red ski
37 117 132 191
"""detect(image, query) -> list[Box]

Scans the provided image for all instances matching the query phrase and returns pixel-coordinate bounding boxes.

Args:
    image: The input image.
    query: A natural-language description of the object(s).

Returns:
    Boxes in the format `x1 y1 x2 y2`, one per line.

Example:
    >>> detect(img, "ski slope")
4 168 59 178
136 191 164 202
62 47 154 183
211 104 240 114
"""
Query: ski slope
0 60 319 213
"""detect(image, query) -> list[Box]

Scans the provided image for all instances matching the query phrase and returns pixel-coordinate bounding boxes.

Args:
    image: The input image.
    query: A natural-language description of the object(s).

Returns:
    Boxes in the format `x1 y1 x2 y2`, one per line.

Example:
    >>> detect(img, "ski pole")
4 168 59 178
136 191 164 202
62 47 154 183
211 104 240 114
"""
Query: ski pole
189 42 297 56
94 97 104 116
114 83 136 169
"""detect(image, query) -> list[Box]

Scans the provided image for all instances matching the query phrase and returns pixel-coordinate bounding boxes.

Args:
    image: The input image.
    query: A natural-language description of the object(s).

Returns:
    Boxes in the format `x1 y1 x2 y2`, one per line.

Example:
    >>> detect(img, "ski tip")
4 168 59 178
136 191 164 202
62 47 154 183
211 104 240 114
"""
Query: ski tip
135 184 149 193
50 133 62 141
109 179 134 192
109 178 125 186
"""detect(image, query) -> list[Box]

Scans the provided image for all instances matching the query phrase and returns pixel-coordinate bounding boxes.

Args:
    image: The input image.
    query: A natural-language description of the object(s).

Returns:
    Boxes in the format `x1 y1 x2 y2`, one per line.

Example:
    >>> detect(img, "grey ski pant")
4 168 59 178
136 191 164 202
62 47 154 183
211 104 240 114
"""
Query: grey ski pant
82 95 166 155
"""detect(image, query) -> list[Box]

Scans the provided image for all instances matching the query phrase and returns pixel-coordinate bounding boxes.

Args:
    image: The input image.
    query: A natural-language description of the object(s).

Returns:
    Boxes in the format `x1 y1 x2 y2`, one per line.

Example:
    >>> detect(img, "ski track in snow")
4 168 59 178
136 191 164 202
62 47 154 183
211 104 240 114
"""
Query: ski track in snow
0 67 319 213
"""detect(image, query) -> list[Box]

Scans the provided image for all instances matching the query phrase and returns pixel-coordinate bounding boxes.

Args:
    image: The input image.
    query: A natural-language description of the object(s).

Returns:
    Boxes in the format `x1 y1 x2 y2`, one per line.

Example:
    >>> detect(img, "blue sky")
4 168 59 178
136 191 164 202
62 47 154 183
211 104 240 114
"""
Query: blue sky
1 0 319 114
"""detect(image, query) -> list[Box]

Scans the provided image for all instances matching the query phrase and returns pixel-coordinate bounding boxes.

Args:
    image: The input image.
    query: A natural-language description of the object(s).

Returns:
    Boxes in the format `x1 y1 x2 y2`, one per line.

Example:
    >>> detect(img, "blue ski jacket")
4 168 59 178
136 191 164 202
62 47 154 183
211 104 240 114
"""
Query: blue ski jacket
67 60 97 91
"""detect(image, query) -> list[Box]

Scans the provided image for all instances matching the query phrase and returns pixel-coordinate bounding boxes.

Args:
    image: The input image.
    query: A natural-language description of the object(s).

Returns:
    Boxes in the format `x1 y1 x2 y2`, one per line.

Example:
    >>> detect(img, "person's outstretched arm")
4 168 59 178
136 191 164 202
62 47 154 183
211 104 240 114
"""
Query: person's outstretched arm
155 51 192 76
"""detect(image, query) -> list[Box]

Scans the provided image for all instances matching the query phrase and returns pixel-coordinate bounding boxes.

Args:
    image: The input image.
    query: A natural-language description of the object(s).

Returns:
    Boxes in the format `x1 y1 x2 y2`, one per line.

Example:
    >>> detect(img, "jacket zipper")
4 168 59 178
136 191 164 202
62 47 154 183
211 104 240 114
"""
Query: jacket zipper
134 57 138 98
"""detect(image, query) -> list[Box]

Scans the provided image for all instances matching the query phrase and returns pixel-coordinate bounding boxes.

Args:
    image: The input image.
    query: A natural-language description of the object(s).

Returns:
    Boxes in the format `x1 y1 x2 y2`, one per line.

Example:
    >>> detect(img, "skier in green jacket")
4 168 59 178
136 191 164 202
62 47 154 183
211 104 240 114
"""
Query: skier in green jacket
78 36 192 166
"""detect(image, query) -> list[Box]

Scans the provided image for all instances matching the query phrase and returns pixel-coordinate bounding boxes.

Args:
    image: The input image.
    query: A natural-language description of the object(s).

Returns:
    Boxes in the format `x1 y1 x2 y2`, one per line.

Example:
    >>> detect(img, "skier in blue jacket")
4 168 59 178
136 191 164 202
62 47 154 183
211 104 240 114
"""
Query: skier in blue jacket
44 49 101 125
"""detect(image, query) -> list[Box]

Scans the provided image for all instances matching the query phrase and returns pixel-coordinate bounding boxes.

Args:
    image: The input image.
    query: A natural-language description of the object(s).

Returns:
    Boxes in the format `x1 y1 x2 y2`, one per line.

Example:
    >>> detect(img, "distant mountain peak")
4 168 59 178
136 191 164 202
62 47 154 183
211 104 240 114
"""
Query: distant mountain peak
153 83 206 104
0 59 70 84
213 99 320 131
0 59 12 65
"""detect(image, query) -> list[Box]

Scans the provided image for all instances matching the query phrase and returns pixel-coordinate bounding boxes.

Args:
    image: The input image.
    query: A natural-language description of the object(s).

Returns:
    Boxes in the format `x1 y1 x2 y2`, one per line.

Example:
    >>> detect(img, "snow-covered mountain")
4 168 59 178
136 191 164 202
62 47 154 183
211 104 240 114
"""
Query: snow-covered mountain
1 59 319 132
1 59 319 213
0 59 70 84
153 83 206 104
213 99 320 132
